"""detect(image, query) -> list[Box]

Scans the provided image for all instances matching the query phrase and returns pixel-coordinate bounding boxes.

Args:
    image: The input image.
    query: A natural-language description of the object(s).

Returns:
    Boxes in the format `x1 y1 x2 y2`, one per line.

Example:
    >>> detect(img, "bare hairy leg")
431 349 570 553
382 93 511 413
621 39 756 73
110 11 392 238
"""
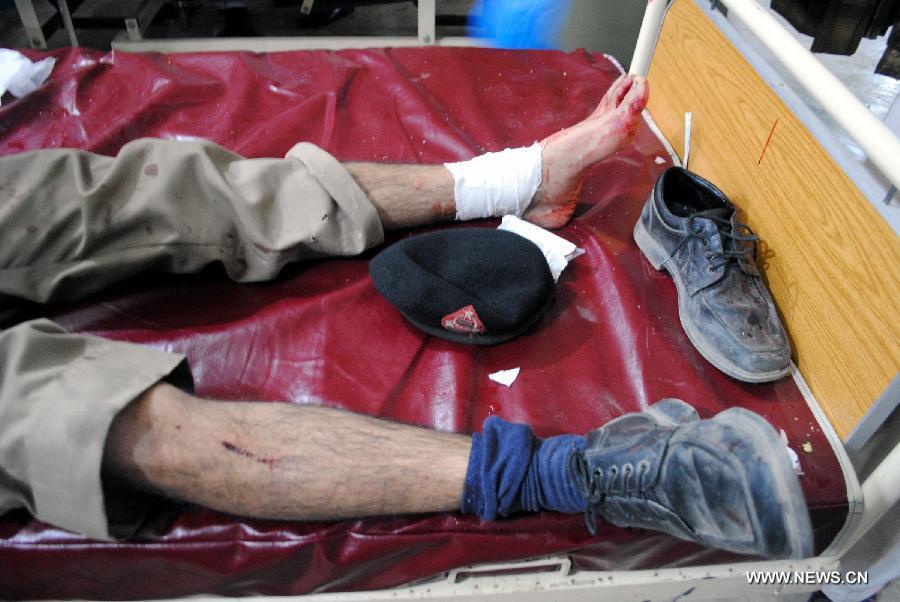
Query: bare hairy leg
104 383 471 520
345 162 456 230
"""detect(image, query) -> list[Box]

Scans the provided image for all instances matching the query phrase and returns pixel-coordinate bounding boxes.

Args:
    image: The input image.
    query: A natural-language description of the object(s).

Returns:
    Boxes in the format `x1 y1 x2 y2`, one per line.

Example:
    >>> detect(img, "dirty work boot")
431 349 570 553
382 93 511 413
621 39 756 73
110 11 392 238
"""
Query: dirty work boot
633 167 790 382
568 398 813 559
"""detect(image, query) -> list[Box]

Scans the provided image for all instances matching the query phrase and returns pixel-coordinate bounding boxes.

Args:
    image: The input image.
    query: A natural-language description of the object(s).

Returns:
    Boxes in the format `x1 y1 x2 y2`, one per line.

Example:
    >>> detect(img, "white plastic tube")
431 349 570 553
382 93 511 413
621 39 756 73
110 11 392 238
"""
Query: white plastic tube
629 0 671 77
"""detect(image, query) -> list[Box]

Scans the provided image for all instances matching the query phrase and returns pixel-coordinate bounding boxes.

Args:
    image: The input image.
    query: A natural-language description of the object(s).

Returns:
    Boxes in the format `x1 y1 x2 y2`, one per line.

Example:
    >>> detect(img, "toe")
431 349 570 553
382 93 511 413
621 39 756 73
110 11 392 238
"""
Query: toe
593 74 632 117
613 75 636 108
619 76 649 116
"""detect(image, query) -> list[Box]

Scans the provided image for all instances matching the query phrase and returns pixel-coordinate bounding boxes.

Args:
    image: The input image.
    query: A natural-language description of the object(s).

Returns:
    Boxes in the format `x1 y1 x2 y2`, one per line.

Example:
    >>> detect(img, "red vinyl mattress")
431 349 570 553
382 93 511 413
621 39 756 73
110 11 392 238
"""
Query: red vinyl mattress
0 46 847 599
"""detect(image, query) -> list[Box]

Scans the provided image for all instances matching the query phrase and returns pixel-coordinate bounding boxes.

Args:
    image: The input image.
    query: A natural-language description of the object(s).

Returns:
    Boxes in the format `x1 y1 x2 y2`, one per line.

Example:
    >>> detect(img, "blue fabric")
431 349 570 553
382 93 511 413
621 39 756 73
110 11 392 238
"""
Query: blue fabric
461 417 586 520
470 0 574 50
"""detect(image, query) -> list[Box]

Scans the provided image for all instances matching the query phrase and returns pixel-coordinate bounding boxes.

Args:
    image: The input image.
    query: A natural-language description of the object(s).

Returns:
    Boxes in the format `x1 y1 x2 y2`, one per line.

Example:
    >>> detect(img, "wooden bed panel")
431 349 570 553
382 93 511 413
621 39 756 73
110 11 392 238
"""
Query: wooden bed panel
646 0 900 440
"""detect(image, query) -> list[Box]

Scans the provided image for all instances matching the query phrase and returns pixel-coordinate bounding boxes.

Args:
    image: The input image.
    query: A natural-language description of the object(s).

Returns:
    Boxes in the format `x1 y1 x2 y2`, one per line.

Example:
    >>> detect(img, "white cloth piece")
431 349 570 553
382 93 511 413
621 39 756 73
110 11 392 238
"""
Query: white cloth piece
498 215 581 282
488 367 520 387
0 50 55 103
779 429 803 474
445 142 543 221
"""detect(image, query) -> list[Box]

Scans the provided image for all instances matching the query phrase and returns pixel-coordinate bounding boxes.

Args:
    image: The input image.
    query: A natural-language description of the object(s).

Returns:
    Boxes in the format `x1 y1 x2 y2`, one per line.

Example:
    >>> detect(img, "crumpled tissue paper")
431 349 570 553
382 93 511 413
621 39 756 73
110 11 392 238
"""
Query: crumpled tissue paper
0 50 55 104
498 215 583 281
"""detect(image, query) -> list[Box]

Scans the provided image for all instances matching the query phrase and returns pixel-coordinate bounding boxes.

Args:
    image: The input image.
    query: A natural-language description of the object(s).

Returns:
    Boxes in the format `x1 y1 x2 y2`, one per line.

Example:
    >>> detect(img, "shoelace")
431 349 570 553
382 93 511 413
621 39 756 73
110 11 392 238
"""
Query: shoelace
668 211 759 272
567 450 651 535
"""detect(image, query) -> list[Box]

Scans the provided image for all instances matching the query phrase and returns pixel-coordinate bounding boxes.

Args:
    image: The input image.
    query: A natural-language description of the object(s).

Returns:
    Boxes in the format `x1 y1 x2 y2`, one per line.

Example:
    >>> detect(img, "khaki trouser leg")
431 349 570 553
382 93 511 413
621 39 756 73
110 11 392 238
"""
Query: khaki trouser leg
0 138 384 304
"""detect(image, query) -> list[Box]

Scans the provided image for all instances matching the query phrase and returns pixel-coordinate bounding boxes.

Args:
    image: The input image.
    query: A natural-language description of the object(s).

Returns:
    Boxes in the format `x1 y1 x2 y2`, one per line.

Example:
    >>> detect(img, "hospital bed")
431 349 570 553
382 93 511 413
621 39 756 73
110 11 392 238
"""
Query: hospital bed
0 0 898 600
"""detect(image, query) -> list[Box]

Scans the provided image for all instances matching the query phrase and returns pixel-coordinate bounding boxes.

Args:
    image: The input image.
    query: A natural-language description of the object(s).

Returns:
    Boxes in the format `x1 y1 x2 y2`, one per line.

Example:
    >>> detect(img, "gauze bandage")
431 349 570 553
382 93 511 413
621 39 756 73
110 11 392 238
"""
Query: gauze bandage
445 142 543 221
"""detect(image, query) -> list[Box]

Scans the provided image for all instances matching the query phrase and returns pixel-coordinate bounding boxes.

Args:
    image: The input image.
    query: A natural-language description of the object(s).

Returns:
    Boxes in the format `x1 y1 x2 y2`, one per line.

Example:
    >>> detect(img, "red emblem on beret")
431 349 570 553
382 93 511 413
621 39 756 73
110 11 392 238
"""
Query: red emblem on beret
442 305 486 334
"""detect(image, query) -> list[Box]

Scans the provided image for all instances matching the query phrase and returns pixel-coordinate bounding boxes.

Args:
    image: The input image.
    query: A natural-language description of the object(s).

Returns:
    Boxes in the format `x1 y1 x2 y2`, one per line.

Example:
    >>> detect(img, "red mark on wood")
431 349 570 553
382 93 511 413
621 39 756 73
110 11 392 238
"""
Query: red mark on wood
758 119 780 165
221 441 279 469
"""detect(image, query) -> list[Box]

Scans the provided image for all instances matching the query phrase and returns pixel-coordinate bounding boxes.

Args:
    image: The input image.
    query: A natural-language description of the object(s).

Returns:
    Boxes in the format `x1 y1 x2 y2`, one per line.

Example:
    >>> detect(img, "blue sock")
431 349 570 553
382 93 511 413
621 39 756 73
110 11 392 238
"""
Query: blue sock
460 417 586 520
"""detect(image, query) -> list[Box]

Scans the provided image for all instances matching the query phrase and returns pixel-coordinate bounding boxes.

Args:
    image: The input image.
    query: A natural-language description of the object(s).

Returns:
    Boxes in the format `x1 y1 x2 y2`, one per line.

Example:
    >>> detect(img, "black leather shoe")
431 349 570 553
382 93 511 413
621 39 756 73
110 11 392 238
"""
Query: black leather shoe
568 398 813 559
633 167 790 382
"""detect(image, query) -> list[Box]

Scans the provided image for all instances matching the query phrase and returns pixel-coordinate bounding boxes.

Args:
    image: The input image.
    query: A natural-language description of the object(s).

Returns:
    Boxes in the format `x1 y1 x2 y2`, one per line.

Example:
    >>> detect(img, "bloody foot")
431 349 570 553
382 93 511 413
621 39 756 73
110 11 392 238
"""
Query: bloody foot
524 74 650 229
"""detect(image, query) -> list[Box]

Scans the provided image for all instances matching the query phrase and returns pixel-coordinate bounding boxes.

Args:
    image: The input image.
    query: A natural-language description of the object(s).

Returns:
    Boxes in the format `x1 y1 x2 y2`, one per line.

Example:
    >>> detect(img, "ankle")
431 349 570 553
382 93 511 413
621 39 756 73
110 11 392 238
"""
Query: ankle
518 433 587 514
461 417 586 521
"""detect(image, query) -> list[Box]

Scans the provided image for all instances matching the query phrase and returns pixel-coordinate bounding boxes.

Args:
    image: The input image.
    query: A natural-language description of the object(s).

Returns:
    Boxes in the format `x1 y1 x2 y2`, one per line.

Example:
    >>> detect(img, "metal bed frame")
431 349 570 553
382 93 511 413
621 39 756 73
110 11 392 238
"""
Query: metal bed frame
12 0 466 51
13 0 165 47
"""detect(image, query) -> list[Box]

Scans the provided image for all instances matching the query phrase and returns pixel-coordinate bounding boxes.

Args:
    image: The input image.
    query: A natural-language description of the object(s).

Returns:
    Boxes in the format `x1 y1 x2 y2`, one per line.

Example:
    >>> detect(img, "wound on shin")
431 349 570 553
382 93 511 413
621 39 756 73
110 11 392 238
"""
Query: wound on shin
222 440 279 469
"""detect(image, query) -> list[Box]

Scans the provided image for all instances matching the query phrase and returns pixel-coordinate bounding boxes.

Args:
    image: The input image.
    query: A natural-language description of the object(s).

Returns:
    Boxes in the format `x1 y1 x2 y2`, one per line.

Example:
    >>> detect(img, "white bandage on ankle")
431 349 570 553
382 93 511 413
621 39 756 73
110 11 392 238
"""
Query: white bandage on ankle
444 142 543 221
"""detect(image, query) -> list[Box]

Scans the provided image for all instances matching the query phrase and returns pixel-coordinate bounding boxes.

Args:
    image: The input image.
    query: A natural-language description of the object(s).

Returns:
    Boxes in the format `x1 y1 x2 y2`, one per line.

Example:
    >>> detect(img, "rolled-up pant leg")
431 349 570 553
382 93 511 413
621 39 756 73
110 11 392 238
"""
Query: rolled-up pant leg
0 139 384 538
0 138 384 304
0 319 192 539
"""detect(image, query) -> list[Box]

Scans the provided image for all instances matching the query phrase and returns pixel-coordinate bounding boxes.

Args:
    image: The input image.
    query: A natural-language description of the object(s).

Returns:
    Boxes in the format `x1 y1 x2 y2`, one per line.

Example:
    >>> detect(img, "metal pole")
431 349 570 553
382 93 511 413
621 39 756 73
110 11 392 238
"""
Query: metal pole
417 0 436 45
629 0 671 77
56 0 79 46
13 0 47 49
848 443 900 552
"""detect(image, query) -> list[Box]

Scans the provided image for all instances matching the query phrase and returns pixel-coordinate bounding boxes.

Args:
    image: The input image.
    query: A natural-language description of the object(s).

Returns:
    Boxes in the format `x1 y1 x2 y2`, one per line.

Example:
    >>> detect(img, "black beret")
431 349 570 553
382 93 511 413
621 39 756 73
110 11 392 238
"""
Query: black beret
369 228 554 345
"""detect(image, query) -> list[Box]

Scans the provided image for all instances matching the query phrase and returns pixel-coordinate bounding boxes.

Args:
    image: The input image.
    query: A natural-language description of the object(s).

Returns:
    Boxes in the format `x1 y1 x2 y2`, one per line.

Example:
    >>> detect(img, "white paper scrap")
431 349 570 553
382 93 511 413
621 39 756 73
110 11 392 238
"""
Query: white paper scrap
489 367 520 387
683 112 693 169
0 50 55 103
780 429 803 474
654 156 666 165
498 215 581 282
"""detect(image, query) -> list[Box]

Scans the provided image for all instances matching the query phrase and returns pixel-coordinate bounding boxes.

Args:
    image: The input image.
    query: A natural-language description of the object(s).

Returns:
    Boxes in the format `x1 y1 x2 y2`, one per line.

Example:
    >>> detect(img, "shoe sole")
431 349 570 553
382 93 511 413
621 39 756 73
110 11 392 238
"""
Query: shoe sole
633 215 789 383
716 407 814 559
